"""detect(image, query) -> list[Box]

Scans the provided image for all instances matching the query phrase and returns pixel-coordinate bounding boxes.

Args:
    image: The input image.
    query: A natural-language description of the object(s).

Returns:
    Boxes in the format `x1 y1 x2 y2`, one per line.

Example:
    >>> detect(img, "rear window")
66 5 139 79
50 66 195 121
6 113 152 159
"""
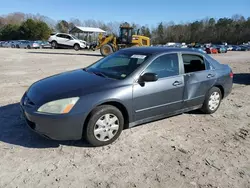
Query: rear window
182 54 206 73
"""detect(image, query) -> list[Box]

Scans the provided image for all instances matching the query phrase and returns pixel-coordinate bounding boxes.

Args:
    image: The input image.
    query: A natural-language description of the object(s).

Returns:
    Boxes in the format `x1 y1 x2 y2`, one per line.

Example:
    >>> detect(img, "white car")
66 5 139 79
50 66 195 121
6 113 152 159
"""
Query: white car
48 33 87 51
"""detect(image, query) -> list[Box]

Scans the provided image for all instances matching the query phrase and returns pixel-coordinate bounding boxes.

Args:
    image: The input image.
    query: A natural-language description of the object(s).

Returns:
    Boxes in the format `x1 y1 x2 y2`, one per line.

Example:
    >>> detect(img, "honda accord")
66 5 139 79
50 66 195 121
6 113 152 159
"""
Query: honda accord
20 47 233 146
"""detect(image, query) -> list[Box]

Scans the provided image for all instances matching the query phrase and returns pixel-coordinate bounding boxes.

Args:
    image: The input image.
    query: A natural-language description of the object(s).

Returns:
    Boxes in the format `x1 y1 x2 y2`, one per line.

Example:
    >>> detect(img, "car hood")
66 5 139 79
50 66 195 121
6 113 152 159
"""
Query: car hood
27 69 115 105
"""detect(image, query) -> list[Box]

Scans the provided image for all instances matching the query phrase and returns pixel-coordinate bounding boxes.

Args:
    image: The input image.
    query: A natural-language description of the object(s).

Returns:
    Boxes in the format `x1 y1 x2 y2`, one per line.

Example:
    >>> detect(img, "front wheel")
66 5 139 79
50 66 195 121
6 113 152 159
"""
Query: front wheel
201 87 222 114
100 44 114 56
85 105 124 147
74 44 80 51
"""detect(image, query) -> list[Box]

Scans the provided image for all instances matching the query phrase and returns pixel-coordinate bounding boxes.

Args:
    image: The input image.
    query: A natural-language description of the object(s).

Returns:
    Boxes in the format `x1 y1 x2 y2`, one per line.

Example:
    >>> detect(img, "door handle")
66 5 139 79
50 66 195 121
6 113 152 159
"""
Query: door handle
207 74 215 78
173 81 183 86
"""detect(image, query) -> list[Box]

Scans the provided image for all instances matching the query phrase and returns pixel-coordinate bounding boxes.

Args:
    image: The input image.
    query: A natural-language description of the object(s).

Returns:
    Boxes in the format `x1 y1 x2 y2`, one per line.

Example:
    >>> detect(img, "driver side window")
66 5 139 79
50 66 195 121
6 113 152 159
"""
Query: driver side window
145 53 179 78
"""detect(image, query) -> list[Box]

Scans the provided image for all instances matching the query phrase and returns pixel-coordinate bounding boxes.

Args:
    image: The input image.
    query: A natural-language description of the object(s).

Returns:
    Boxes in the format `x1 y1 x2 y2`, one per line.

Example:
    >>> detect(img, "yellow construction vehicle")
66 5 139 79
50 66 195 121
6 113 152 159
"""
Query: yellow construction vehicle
93 22 150 56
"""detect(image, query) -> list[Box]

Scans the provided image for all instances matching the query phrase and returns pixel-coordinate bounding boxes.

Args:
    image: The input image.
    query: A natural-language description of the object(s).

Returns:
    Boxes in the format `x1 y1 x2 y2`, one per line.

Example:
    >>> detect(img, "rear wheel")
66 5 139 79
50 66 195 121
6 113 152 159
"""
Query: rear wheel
27 45 31 49
16 45 19 48
51 41 57 49
85 105 124 147
100 44 114 56
74 44 80 51
201 87 222 114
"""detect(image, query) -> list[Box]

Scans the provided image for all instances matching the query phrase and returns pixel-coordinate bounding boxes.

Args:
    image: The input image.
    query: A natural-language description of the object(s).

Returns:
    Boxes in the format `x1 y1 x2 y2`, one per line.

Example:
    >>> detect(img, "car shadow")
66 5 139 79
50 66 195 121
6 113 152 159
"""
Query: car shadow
0 103 91 148
233 73 250 85
27 51 103 57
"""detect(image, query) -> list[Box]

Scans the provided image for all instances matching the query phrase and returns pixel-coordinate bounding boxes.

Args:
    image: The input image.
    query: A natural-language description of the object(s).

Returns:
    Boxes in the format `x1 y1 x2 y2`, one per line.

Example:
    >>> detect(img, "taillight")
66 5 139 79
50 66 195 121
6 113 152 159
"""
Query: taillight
230 71 233 78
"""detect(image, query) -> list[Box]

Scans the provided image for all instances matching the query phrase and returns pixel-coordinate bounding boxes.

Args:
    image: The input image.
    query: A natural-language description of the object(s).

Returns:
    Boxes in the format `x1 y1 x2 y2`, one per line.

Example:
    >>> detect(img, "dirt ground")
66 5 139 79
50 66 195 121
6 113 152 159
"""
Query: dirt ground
0 48 249 188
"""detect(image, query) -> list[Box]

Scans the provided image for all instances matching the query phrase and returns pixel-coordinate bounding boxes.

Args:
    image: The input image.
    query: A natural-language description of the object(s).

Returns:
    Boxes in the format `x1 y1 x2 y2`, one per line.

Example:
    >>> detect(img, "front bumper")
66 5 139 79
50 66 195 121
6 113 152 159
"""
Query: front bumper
20 100 85 141
80 43 86 48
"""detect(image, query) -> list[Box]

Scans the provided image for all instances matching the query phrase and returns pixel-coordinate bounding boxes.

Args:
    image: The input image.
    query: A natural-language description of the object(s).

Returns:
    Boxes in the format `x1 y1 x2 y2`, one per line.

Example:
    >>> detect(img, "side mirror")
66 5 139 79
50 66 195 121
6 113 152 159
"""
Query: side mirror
140 72 158 82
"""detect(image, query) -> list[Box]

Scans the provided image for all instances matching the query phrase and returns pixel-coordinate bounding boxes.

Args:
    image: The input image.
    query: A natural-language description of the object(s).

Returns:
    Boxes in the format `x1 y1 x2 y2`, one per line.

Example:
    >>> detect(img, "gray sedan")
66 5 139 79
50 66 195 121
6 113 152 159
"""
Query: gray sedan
16 41 40 49
20 47 233 146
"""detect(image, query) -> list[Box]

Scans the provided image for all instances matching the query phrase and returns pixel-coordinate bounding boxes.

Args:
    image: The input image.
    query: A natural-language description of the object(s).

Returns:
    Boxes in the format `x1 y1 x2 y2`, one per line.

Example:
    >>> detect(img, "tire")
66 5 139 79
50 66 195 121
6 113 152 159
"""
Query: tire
51 41 57 49
16 45 19 48
85 105 124 147
100 44 114 56
74 44 80 51
201 87 222 114
27 45 31 49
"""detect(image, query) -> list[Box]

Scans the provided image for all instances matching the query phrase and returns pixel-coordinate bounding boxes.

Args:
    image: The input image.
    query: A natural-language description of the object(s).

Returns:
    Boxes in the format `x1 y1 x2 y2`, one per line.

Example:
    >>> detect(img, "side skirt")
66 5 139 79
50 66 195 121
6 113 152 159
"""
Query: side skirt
128 104 202 128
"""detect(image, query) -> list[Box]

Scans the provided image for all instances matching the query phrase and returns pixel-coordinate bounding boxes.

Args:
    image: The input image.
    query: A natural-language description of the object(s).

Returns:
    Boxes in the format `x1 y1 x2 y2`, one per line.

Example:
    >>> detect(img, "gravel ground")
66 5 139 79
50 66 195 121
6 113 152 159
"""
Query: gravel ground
0 48 250 188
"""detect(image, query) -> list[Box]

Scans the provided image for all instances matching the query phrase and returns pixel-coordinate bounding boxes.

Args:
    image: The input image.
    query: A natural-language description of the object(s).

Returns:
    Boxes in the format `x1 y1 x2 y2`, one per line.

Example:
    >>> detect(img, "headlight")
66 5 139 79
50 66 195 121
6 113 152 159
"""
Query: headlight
38 97 79 114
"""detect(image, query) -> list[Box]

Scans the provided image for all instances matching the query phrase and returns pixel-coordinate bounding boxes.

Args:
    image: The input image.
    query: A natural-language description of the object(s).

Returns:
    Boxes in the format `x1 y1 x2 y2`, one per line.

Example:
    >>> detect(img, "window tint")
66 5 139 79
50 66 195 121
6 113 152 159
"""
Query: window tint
145 53 179 78
57 34 69 39
65 35 72 40
100 57 130 68
87 52 150 80
182 54 206 73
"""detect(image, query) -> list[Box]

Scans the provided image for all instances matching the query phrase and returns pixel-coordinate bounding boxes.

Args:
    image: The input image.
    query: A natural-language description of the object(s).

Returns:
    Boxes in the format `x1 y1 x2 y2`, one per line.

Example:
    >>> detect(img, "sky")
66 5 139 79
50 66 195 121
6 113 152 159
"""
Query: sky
0 0 250 26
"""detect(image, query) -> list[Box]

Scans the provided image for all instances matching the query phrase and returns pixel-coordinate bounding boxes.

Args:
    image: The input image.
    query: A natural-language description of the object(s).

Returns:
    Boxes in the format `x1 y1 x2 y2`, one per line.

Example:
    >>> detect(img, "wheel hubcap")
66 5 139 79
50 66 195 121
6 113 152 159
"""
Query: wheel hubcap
208 92 220 111
94 114 119 141
104 47 111 54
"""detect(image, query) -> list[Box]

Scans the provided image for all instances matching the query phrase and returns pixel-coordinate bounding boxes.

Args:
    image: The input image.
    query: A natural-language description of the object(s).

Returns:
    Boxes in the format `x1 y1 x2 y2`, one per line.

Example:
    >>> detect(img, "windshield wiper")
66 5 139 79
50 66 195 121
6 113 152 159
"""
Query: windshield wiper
92 71 108 78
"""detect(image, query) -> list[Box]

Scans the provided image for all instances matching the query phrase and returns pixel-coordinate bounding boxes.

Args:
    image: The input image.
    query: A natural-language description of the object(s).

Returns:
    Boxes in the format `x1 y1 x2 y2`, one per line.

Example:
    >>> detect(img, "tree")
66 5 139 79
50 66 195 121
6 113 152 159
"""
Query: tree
156 22 164 44
0 24 20 40
19 19 52 40
56 20 69 33
140 26 151 37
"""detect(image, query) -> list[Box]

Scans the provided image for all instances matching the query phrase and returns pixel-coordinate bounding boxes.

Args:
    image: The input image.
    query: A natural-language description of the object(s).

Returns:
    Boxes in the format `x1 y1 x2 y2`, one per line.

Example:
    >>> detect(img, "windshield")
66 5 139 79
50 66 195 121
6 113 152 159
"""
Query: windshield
71 35 79 40
85 51 151 80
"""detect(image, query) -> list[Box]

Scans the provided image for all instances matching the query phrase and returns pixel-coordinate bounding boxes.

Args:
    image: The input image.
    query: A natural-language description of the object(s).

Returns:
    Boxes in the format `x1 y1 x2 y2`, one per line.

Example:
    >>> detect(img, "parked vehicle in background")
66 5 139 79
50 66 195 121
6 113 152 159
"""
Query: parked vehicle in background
239 45 250 51
227 45 233 51
232 45 241 51
205 46 218 54
20 47 233 146
215 45 227 53
2 41 16 48
188 45 206 54
34 41 52 49
40 41 52 49
48 33 87 51
17 41 40 49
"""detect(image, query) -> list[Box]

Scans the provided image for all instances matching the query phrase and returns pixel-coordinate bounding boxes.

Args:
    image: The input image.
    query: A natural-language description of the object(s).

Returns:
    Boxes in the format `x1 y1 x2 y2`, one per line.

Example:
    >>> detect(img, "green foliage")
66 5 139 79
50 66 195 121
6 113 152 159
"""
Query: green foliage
140 26 151 38
151 16 250 44
0 24 20 40
0 12 249 44
56 20 69 33
0 18 52 40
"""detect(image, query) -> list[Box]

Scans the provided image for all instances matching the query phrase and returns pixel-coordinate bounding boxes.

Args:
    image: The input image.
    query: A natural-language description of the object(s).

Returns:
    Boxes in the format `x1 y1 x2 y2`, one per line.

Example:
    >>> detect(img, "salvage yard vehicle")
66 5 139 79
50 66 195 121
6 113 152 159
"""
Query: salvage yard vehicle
48 33 87 51
93 22 150 56
20 47 233 146
17 40 40 49
2 41 16 48
205 46 218 54
34 41 52 49
215 45 227 53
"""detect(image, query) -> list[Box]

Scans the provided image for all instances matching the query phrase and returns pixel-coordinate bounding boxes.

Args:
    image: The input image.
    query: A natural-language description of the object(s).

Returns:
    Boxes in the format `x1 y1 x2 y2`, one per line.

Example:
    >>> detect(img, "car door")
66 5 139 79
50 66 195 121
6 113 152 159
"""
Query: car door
181 53 217 109
133 53 185 121
56 34 67 45
64 35 74 47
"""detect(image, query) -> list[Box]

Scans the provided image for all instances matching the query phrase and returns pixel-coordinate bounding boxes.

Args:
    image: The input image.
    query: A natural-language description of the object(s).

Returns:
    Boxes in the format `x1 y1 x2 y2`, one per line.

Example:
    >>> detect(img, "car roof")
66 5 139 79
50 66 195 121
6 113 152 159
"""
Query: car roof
120 47 205 55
